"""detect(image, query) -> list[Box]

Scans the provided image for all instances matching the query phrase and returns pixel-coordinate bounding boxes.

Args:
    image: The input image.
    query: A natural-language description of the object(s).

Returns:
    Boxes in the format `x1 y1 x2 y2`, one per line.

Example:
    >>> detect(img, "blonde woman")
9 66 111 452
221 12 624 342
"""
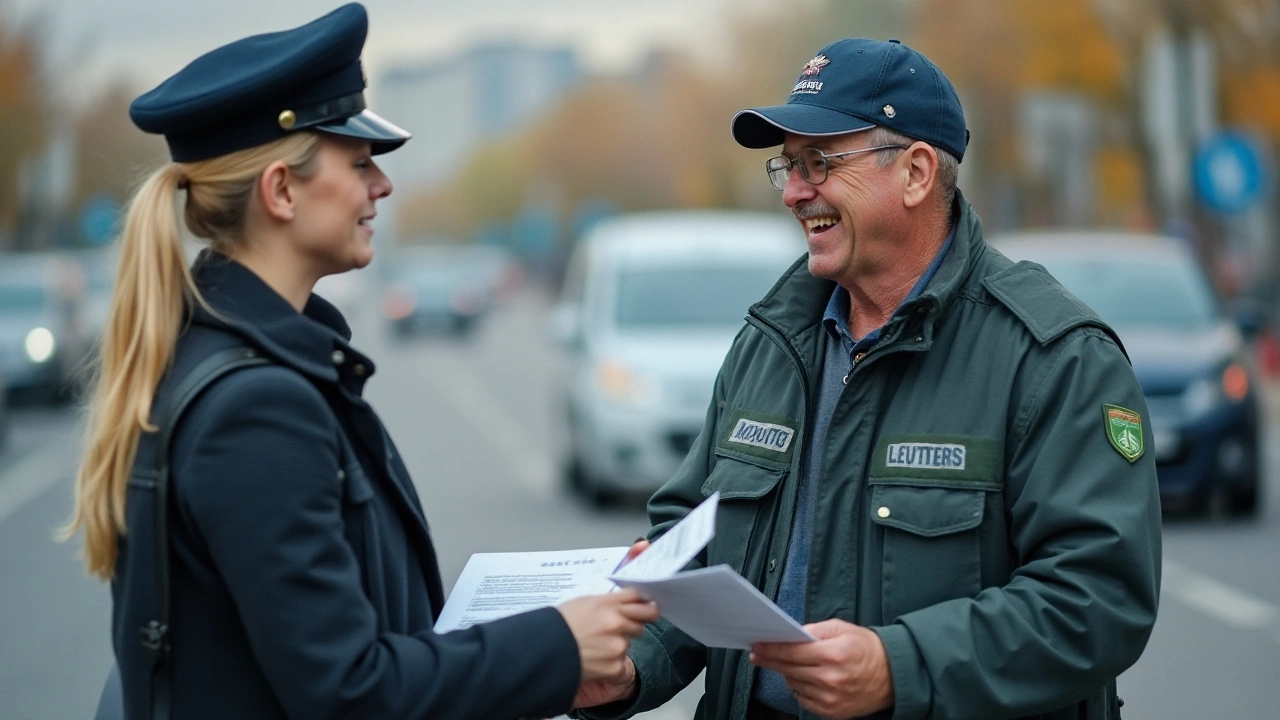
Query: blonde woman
66 5 656 719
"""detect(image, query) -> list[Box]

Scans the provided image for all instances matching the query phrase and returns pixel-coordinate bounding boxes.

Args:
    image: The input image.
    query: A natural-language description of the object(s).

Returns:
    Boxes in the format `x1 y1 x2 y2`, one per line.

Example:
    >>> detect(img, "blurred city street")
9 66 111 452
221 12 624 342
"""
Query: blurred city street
0 285 1278 719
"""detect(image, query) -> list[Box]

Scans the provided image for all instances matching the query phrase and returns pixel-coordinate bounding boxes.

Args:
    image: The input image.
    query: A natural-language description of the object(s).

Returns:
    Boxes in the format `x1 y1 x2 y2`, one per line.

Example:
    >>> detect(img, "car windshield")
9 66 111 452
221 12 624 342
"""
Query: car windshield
615 265 781 328
0 283 47 313
1036 255 1220 329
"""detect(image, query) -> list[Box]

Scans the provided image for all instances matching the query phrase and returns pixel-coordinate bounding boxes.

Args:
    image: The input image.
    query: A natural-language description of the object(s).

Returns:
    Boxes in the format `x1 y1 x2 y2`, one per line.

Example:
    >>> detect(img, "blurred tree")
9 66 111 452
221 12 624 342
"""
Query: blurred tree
1094 0 1280 287
914 0 1128 227
0 11 51 249
72 81 168 231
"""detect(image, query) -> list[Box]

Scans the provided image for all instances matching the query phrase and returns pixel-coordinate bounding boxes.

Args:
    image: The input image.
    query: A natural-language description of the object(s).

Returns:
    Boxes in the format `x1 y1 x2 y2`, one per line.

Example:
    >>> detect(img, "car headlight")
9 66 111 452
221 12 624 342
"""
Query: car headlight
1181 362 1250 419
593 359 653 406
24 327 56 363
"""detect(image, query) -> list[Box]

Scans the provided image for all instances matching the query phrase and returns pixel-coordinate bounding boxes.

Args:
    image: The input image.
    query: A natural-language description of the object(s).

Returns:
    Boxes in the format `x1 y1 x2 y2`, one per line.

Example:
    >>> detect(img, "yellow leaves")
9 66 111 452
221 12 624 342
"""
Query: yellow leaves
1221 64 1280 141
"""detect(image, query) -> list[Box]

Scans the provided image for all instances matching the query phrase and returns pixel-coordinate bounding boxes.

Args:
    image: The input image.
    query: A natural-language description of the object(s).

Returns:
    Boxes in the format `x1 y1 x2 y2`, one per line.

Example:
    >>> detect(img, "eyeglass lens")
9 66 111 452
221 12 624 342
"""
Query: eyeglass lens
766 148 829 190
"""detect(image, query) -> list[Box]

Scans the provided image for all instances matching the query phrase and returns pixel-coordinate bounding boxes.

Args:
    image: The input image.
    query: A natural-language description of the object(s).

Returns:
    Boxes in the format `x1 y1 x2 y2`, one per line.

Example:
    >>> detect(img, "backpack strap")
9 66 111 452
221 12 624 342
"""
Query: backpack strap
137 346 270 720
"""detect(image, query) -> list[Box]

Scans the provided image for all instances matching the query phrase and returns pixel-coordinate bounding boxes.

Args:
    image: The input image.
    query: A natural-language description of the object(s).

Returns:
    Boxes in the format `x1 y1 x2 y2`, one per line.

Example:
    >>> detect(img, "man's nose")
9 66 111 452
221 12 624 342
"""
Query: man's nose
782 166 816 208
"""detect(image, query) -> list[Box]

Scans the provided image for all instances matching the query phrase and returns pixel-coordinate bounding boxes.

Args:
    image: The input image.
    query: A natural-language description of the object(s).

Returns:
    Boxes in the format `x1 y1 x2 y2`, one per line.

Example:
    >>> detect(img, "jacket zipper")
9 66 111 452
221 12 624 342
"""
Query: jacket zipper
745 311 812 575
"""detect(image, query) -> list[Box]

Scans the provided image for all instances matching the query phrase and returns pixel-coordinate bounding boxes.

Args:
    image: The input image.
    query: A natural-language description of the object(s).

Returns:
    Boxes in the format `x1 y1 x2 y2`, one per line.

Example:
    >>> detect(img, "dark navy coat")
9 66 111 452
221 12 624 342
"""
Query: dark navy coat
111 253 580 720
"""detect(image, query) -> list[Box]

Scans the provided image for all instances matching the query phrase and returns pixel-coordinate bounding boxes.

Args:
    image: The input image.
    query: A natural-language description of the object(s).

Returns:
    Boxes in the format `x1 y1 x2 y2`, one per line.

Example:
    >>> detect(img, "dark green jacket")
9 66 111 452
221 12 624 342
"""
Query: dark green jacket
585 195 1161 720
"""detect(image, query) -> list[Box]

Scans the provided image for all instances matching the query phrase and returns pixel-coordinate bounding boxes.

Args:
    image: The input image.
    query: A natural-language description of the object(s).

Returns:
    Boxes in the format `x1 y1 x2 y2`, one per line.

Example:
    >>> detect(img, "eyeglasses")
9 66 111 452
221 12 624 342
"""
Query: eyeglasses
765 144 908 191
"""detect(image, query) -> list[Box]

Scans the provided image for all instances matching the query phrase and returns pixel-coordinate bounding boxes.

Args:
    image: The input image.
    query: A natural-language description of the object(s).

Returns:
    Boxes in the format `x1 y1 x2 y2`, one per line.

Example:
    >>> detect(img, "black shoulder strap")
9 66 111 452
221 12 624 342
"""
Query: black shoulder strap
139 346 270 720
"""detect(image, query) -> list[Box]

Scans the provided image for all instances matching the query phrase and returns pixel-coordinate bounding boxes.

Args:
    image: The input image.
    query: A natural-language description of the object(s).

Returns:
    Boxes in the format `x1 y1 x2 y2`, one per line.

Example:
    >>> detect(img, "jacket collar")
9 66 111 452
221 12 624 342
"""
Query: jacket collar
189 251 374 392
751 190 987 344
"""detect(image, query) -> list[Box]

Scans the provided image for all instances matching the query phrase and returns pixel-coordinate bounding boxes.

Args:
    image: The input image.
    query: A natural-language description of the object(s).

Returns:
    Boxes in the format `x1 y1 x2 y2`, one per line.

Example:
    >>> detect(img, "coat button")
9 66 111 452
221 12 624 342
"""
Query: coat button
768 558 777 572
331 350 345 365
877 506 891 518
353 363 366 375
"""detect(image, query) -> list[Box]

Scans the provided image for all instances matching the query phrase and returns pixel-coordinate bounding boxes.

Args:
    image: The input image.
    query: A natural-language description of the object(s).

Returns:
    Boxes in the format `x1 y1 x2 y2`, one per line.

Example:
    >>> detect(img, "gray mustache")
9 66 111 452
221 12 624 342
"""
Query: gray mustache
792 203 840 221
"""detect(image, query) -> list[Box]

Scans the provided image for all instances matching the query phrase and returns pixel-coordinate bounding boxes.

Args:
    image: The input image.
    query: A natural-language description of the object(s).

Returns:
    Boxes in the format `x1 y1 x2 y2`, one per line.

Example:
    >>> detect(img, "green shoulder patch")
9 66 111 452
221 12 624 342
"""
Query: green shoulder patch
1103 404 1144 462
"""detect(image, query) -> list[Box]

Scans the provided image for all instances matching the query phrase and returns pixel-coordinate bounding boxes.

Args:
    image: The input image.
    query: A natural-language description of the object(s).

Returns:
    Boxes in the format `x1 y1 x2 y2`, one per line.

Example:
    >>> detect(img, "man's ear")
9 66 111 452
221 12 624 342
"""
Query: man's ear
257 160 296 222
902 142 937 210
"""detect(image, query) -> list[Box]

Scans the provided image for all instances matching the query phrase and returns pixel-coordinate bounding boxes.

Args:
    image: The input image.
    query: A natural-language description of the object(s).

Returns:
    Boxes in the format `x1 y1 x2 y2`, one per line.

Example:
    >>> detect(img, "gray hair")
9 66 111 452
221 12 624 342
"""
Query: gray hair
864 126 958 216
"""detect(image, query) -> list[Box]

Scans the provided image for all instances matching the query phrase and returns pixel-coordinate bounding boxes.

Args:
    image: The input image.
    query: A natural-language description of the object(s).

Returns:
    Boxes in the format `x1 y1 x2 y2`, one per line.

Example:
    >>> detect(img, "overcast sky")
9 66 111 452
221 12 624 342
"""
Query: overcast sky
7 0 787 104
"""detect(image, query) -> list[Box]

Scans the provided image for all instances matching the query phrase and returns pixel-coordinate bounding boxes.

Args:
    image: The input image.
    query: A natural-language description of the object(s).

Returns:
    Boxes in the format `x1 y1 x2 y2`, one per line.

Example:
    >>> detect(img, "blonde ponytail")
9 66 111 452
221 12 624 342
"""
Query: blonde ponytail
63 131 323 579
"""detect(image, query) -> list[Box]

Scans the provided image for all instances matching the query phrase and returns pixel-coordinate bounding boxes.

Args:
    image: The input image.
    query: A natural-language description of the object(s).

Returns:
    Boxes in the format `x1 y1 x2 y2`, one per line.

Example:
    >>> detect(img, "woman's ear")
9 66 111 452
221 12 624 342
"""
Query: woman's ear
257 160 296 222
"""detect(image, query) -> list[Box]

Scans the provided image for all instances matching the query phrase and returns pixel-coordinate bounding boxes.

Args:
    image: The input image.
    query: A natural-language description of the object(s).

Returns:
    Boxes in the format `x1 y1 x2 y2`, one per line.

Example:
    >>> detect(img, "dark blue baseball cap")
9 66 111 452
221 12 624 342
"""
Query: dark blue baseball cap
130 3 410 162
732 38 968 161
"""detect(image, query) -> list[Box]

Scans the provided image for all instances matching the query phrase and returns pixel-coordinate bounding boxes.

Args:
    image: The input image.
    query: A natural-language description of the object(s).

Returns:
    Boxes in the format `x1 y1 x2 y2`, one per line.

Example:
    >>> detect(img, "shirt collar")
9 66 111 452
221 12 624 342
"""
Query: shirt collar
822 223 957 346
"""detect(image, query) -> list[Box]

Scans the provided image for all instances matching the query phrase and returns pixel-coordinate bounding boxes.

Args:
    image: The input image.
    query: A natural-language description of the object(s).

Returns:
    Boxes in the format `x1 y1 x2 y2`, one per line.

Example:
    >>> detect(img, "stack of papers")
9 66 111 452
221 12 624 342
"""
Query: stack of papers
434 493 815 649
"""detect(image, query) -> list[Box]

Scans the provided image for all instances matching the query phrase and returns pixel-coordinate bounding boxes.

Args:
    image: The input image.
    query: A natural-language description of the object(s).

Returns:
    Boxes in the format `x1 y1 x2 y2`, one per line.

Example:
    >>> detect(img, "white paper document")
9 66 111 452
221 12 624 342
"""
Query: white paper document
435 493 815 649
610 491 721 581
609 492 815 649
434 546 629 632
612 565 815 649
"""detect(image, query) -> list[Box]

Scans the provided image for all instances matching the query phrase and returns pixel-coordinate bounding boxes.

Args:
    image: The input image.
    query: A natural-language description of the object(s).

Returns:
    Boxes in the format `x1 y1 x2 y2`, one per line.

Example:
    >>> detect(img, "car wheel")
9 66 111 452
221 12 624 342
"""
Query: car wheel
1231 479 1261 517
1204 484 1233 522
564 456 617 508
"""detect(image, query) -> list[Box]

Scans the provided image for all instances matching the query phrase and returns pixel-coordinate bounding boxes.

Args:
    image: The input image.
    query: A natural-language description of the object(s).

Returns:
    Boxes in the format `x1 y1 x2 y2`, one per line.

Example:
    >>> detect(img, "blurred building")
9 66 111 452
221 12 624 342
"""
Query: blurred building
374 41 585 241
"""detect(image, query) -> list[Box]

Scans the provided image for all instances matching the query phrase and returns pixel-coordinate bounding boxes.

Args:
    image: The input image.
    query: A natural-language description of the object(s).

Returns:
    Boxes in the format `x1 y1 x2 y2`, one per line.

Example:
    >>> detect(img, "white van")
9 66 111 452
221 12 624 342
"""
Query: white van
552 210 805 505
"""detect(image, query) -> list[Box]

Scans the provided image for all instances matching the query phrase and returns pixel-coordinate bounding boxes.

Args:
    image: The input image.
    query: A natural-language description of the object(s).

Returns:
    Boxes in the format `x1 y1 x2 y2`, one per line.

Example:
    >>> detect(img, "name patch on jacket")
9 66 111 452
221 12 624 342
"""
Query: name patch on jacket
886 442 965 470
716 408 799 468
870 434 1002 490
728 419 795 453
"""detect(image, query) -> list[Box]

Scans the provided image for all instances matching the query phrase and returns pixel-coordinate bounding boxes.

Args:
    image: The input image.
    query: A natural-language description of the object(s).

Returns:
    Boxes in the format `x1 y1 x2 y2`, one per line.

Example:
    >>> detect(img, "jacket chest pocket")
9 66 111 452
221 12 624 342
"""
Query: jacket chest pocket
869 479 989 621
701 455 785 574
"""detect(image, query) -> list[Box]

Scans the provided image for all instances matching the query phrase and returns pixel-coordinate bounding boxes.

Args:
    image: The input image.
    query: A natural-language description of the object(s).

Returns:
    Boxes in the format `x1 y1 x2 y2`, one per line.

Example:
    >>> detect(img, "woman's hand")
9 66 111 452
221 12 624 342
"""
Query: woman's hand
557 588 658 681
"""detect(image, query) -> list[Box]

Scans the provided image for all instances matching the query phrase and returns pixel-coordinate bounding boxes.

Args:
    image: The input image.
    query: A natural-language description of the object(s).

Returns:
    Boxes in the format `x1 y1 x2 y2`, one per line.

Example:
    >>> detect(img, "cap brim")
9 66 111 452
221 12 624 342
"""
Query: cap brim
731 105 874 148
315 109 411 154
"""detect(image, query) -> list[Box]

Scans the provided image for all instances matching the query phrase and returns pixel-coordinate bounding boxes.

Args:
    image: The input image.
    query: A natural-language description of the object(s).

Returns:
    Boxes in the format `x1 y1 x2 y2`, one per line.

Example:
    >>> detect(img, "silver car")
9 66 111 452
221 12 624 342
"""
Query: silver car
553 210 805 505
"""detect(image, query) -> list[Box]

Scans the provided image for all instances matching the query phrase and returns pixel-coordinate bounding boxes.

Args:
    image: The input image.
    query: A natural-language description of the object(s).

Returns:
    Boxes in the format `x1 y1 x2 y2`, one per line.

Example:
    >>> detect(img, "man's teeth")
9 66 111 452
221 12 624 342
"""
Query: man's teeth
804 217 839 232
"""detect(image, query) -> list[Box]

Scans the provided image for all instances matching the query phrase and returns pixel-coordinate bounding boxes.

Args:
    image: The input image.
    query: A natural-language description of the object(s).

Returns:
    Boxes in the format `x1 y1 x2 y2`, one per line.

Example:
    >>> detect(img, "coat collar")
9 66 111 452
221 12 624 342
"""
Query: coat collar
189 251 374 393
751 189 987 344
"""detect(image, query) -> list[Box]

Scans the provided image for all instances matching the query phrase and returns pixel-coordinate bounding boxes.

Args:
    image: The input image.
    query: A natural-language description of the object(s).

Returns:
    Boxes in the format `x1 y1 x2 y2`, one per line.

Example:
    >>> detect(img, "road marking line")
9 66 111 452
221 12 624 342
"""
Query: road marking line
415 350 556 497
0 427 81 524
1163 559 1280 635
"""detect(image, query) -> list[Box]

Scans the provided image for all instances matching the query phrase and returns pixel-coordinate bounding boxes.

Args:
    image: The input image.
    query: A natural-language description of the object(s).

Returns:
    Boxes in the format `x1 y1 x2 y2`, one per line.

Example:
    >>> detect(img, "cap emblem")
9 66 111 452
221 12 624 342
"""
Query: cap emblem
883 104 896 118
278 110 297 130
802 55 830 76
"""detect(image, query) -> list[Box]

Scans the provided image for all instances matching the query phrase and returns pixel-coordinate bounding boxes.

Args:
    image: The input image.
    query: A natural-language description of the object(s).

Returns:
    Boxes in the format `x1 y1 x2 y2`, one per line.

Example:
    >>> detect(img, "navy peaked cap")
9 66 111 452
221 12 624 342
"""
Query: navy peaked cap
732 38 968 161
130 3 410 162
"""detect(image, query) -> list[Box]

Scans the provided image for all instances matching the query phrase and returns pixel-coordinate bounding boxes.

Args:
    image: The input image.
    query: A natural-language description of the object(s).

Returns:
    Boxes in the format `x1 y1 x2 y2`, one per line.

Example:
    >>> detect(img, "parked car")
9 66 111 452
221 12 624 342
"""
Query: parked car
0 366 9 447
990 231 1263 517
0 252 91 404
379 245 507 338
553 210 805 505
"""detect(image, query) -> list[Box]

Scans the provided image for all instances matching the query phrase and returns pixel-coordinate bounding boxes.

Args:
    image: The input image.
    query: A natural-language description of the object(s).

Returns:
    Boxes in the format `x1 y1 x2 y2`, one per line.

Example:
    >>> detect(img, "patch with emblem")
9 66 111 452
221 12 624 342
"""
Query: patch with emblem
716 408 799 468
870 434 1001 489
1103 404 1144 462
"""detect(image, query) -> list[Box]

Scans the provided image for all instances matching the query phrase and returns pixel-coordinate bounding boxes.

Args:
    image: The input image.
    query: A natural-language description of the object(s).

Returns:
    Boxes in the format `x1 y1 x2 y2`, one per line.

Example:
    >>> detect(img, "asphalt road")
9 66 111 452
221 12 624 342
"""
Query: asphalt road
0 285 1277 719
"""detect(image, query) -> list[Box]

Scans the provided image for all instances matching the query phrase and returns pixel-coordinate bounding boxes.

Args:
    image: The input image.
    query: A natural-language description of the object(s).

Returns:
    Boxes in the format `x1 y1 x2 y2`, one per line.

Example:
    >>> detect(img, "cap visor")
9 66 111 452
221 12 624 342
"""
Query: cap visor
732 105 874 148
315 109 411 154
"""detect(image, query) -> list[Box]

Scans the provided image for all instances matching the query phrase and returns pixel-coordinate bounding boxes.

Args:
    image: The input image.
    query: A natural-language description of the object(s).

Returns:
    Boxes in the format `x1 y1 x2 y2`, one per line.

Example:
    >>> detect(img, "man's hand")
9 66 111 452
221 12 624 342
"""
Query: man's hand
750 619 894 719
573 655 638 708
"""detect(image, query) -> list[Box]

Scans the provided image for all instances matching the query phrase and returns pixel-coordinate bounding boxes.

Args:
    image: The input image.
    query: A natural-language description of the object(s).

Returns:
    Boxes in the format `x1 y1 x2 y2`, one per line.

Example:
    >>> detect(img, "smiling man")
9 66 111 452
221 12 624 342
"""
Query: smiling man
574 38 1162 720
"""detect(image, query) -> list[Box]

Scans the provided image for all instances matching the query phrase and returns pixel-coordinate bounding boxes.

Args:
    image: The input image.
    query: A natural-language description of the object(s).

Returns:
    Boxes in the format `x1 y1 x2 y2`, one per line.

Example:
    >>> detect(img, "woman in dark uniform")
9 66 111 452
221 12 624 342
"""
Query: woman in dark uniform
65 5 656 719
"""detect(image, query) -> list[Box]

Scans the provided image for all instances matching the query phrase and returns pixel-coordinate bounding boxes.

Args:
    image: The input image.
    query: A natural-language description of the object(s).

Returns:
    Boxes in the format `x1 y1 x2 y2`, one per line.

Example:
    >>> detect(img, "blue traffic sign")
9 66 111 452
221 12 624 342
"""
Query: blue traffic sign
1193 131 1267 215
79 194 121 246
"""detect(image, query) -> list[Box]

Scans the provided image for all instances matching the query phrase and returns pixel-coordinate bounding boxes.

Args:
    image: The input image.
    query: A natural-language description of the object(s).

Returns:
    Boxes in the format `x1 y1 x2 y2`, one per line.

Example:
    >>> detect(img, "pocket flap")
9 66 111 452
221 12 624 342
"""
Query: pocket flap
701 457 785 500
869 484 985 537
